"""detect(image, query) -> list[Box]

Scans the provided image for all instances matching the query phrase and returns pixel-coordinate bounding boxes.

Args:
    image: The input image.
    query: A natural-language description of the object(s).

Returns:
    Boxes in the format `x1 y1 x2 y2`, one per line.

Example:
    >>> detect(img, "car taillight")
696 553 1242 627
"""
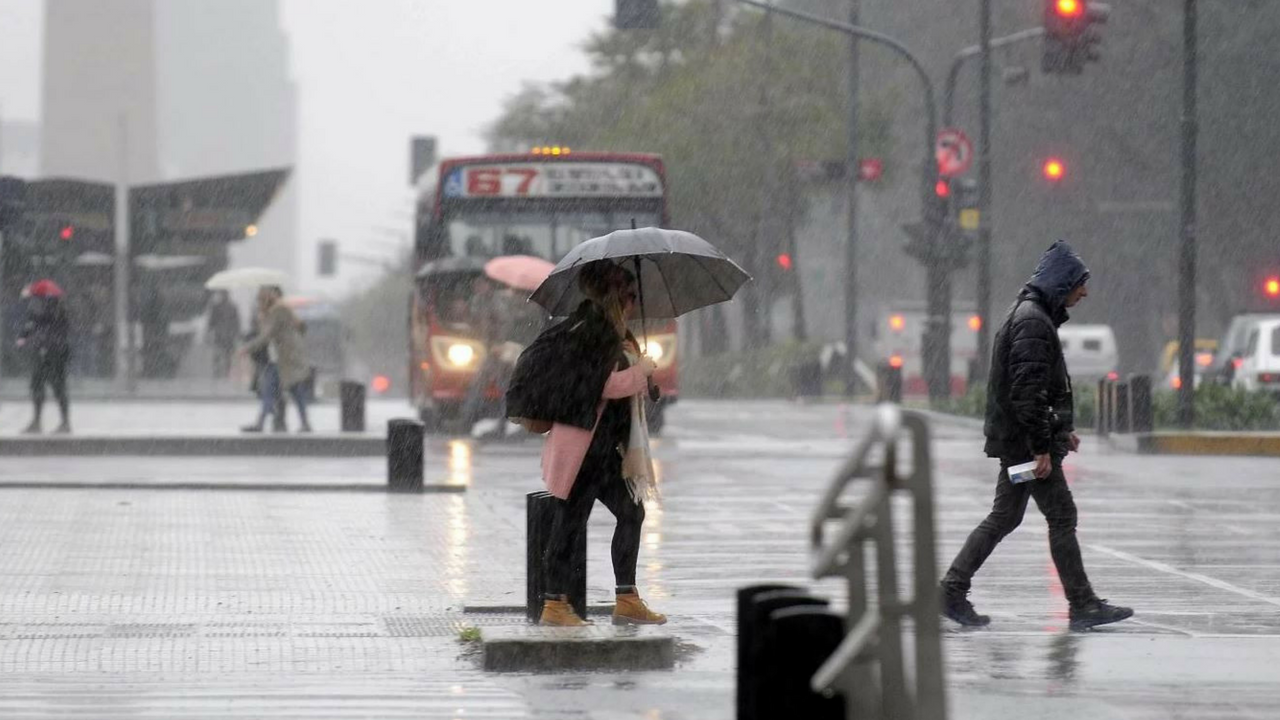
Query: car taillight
1260 373 1279 384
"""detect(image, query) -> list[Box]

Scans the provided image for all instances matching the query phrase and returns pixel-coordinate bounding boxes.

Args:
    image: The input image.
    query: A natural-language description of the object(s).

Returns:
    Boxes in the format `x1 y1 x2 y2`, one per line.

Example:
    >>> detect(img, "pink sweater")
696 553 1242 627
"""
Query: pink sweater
541 365 649 499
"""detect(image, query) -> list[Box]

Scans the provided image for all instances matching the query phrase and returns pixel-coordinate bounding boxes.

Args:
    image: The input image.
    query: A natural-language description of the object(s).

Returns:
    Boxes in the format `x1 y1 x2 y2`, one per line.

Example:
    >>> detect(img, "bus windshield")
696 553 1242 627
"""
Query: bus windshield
445 208 662 262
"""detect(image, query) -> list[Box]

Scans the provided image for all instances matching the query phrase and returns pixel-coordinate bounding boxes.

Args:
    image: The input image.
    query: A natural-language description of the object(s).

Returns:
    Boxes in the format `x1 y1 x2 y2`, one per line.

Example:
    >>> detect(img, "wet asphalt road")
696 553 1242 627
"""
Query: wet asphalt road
0 399 1278 718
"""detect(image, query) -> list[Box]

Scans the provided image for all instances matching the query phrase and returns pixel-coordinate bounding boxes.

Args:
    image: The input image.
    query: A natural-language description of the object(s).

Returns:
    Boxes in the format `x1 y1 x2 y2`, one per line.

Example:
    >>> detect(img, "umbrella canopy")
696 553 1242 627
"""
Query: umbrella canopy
204 267 289 290
530 227 750 319
26 279 64 298
484 255 556 292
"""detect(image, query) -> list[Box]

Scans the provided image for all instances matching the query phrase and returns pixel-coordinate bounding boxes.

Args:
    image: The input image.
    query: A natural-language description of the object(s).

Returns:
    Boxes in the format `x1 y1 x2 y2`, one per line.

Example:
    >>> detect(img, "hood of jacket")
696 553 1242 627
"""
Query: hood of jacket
1021 240 1090 326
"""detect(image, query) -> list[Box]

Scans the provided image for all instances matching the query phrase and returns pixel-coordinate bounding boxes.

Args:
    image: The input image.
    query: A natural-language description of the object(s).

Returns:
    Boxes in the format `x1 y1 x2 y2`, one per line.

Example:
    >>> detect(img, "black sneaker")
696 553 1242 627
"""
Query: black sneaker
1069 598 1133 631
940 586 991 627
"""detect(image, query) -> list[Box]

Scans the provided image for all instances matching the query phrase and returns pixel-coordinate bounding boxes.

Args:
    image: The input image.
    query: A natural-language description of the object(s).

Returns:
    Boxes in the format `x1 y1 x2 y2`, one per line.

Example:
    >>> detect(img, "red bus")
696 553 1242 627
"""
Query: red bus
410 149 678 432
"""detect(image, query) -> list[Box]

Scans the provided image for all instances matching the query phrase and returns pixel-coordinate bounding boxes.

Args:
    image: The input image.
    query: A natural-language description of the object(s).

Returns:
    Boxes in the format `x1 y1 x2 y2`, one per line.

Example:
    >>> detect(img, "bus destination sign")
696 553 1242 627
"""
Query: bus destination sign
443 162 663 199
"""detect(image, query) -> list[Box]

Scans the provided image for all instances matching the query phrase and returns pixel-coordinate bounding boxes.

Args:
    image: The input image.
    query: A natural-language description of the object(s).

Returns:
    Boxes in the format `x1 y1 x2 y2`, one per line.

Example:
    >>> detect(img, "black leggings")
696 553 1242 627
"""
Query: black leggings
543 449 646 595
30 354 70 421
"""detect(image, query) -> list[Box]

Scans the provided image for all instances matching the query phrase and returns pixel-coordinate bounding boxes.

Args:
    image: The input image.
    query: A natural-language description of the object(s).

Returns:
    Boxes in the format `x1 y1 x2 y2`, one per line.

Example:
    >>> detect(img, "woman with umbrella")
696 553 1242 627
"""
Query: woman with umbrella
16 280 73 434
508 227 750 627
511 261 662 627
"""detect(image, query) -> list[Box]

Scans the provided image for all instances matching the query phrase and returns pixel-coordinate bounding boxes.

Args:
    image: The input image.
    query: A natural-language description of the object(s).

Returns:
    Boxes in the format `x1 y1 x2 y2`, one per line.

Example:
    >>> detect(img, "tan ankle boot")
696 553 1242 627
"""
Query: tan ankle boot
539 596 589 627
613 592 667 625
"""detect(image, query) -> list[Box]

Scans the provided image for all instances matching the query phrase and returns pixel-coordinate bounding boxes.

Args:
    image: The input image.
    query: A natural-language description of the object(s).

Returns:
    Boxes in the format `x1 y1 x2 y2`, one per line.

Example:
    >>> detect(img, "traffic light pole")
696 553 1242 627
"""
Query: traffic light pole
844 0 861 396
941 25 1045 386
1176 0 1198 427
975 0 993 384
736 0 945 403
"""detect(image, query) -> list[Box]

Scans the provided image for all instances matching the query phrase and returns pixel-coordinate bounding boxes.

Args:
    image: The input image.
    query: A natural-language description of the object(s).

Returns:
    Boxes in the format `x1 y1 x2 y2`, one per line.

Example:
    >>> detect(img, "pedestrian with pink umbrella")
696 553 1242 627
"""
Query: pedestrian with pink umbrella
16 280 73 434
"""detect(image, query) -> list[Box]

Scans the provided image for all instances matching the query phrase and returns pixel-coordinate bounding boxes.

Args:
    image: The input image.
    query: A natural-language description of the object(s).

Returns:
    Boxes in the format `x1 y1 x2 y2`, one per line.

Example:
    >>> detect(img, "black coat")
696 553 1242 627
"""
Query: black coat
505 300 633 433
19 298 71 363
984 241 1090 460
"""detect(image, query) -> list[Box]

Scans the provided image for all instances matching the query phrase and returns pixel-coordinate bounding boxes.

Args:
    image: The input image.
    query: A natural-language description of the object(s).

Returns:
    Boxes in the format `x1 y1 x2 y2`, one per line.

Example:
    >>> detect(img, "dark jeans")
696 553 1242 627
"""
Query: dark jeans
942 460 1096 607
543 449 645 595
260 364 310 428
30 353 70 421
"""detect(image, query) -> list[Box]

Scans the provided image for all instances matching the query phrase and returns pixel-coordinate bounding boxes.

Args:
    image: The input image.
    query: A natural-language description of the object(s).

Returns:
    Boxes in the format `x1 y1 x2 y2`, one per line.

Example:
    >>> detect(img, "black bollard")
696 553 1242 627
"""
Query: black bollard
736 585 800 720
387 418 424 492
1114 382 1131 434
340 381 366 432
526 491 586 623
738 589 829 720
791 358 822 398
758 606 846 720
877 362 903 403
1129 374 1153 433
1096 379 1111 436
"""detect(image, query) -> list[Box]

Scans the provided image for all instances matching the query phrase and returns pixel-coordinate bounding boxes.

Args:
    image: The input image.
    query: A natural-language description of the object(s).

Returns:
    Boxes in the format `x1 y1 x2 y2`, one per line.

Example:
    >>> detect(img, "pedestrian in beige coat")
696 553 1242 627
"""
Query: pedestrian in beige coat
240 286 312 432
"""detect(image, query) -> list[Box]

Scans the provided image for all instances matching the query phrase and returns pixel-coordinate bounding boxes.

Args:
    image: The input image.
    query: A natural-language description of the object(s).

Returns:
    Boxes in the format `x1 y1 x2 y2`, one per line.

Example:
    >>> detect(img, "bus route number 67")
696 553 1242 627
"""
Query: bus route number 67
466 167 540 196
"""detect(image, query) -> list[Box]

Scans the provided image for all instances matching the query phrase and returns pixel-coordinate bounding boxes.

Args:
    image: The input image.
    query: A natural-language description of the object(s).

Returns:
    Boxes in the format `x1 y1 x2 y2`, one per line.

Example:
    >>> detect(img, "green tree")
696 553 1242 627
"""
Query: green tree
485 0 895 348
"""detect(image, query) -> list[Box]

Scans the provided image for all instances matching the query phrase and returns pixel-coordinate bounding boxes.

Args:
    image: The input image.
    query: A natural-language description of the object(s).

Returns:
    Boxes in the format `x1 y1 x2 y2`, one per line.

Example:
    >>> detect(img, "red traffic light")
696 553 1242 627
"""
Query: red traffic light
935 180 951 198
857 158 884 182
776 253 793 271
1042 158 1066 181
1055 0 1084 18
59 225 75 241
1265 277 1280 298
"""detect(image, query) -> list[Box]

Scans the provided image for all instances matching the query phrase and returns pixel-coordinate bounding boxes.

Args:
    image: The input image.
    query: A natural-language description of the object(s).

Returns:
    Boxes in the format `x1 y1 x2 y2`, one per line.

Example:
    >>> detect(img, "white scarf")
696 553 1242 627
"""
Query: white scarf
620 351 658 504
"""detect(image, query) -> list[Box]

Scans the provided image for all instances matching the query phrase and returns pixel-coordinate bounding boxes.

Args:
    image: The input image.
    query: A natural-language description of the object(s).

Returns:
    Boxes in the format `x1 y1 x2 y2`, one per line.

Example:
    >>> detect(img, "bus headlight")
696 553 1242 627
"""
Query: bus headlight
431 337 486 371
447 343 476 367
643 334 677 370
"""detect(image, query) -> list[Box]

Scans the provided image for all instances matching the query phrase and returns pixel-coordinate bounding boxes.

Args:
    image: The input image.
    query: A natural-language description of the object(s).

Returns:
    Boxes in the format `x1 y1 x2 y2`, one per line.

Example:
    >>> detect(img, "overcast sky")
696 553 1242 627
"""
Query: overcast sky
0 0 612 293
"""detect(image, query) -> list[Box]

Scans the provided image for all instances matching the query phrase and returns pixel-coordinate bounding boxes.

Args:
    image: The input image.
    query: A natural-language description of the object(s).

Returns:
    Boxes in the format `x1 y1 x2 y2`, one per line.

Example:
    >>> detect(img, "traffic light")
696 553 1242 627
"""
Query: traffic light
1043 0 1110 74
1042 157 1066 182
776 253 793 271
615 0 659 29
1265 276 1280 299
318 239 338 277
59 225 75 241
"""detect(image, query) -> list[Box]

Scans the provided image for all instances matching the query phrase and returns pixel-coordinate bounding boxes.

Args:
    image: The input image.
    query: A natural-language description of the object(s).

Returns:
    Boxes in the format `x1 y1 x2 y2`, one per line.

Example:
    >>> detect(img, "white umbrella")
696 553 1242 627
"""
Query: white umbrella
204 267 289 290
136 254 207 271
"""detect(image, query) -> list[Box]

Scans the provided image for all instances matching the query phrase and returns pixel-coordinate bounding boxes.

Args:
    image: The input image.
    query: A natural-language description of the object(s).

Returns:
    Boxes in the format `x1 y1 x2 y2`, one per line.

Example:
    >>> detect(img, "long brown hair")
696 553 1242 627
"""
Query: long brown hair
578 261 634 338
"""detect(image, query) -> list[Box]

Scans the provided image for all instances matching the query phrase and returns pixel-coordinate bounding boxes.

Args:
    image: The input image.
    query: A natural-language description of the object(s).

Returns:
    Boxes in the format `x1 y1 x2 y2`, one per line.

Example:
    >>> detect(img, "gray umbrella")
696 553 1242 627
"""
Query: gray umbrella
529 227 751 319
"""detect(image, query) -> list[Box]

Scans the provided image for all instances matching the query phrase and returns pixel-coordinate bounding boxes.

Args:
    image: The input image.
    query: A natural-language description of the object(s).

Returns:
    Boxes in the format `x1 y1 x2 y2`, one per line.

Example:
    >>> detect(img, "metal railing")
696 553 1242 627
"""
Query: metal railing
809 404 947 720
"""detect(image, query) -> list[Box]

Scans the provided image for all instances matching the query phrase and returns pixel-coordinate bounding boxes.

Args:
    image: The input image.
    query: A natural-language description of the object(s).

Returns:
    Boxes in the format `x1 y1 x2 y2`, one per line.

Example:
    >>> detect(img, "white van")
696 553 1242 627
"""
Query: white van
1057 324 1119 383
1235 318 1280 393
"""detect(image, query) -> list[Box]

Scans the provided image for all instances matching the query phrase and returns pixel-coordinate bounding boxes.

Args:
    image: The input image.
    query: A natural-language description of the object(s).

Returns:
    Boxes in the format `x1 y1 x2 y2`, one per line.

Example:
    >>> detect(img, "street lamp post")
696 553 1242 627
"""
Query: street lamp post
1176 0 1198 427
737 0 945 405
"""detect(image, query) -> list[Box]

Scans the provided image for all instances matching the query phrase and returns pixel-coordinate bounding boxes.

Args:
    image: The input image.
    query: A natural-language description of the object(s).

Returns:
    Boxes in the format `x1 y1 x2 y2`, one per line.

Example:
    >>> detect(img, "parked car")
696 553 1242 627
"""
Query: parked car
1158 339 1217 390
1058 324 1118 383
1208 313 1280 385
1234 318 1280 394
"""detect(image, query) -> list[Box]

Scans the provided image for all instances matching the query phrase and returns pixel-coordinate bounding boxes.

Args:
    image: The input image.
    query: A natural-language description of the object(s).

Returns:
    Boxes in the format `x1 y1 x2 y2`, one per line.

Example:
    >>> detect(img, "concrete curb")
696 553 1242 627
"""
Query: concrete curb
1108 432 1280 457
0 480 465 493
481 626 675 672
0 434 386 457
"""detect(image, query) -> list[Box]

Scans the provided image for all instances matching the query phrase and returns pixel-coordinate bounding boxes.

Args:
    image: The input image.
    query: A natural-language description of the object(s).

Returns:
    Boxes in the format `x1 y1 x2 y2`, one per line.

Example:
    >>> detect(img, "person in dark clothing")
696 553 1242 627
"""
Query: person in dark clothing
940 240 1134 632
506 261 663 627
207 291 241 379
17 289 72 434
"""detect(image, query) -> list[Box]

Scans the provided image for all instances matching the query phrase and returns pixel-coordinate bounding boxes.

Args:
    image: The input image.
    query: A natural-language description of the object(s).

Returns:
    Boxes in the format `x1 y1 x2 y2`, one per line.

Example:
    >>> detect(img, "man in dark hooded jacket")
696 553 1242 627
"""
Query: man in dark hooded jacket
940 241 1133 631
